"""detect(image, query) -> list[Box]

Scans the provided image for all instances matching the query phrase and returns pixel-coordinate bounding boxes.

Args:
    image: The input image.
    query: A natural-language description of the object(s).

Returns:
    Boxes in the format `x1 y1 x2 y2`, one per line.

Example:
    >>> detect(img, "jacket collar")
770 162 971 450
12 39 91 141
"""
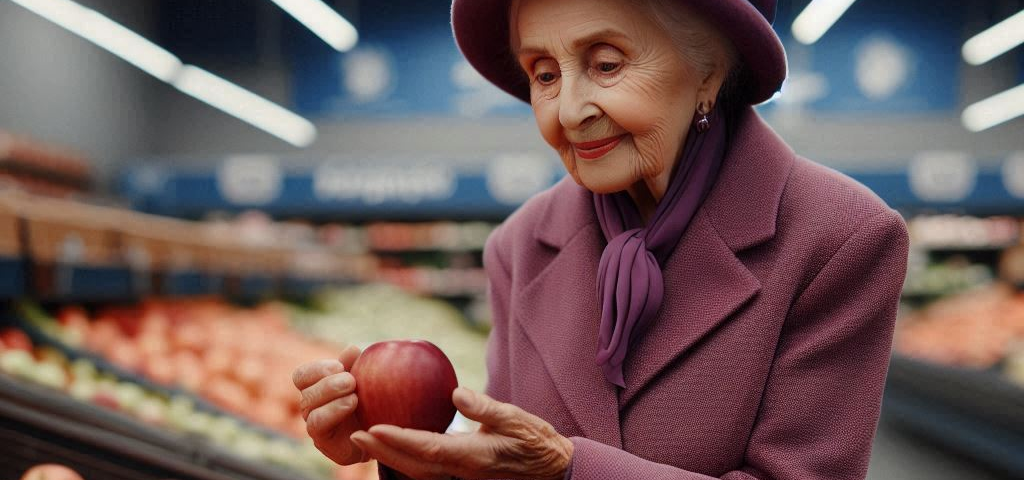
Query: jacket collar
533 106 794 254
516 108 793 436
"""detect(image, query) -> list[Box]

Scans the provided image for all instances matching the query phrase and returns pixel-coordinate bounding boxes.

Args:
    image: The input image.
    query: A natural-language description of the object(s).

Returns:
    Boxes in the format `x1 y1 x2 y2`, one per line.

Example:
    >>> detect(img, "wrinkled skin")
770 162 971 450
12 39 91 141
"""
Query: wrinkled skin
296 0 730 477
294 345 365 466
350 388 574 480
295 346 572 480
517 0 725 216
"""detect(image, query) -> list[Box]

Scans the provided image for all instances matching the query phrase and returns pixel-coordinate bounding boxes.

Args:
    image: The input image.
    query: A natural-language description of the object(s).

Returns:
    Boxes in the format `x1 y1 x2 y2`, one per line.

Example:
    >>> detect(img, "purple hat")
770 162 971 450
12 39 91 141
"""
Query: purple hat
451 0 787 105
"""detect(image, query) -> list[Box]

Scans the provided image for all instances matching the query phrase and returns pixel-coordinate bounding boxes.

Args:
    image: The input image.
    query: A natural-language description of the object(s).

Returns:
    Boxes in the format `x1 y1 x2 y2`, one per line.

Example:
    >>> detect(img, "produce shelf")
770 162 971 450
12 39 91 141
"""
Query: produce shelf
883 355 1024 477
3 308 303 445
0 256 26 298
160 270 224 296
0 374 313 480
30 264 135 302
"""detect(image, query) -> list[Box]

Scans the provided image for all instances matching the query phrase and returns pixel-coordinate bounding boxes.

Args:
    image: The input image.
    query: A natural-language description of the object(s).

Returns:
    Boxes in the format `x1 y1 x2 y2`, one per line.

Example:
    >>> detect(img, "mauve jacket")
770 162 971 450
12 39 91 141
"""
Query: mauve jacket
481 106 910 480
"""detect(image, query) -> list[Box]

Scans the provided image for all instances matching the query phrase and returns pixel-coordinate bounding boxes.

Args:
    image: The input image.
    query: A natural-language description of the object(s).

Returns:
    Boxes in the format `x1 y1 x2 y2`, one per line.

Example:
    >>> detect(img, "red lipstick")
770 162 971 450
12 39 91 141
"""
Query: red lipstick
573 135 624 161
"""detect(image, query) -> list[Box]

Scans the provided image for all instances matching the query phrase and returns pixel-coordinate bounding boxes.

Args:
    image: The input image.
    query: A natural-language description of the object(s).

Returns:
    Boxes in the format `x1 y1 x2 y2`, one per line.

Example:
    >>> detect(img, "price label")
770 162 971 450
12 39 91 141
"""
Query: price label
1001 152 1024 199
217 155 282 206
908 151 975 202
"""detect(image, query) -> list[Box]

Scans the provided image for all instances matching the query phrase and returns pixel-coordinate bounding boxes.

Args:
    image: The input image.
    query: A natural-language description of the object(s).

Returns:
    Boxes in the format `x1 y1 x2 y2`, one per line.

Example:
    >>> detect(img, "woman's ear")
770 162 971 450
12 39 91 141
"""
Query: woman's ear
696 59 729 105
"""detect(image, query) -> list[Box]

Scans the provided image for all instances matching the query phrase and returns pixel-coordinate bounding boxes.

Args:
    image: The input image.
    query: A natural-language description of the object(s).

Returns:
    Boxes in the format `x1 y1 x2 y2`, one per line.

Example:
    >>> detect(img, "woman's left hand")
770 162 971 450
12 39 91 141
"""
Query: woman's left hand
349 387 573 480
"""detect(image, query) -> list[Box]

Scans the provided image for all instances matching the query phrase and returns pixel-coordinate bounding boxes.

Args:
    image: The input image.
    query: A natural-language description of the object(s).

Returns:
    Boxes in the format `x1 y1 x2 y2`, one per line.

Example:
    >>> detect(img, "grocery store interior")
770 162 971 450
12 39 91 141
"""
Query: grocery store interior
1 0 1023 479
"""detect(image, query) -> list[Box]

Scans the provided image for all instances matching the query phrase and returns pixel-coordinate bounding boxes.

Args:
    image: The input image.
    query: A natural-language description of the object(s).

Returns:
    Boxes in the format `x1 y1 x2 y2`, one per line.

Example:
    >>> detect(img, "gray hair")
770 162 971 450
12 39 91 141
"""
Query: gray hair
641 0 742 108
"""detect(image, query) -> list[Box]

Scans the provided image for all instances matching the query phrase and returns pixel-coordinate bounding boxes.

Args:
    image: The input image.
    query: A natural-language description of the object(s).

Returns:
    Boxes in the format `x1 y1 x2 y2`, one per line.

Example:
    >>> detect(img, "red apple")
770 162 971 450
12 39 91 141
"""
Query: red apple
351 340 458 433
20 464 84 480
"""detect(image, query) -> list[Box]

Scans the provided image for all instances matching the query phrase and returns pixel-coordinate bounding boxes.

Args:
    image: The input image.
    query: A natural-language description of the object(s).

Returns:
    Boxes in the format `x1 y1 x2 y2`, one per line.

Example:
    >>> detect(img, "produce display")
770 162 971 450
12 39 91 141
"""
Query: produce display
4 302 356 479
895 282 1024 384
0 284 489 480
291 285 489 393
353 340 459 433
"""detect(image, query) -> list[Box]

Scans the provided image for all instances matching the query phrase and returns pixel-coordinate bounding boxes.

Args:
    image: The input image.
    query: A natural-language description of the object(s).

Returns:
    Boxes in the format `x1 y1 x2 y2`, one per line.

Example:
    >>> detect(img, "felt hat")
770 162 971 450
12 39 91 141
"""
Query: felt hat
451 0 787 105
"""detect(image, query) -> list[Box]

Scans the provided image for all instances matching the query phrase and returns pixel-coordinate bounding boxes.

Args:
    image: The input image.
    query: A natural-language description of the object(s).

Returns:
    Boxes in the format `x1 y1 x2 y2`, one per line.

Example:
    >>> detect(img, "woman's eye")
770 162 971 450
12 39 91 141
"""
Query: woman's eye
597 62 620 74
536 72 558 85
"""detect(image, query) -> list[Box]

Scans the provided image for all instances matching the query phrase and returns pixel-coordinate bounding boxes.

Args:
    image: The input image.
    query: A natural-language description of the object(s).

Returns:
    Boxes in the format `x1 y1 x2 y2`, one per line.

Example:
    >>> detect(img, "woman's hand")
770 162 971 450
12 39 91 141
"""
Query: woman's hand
350 387 573 480
293 345 365 466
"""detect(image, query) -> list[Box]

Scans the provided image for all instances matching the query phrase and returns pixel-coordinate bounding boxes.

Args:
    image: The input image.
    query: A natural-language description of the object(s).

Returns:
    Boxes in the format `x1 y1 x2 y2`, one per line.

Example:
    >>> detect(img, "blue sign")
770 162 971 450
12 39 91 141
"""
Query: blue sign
289 0 530 119
121 153 1024 220
120 154 563 220
805 0 963 113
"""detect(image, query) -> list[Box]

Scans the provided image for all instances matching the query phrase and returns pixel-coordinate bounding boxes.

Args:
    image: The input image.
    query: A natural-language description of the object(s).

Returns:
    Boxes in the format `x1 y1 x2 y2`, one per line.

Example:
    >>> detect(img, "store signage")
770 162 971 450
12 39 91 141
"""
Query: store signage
217 155 283 206
762 0 963 114
908 152 976 202
289 0 531 118
313 162 458 204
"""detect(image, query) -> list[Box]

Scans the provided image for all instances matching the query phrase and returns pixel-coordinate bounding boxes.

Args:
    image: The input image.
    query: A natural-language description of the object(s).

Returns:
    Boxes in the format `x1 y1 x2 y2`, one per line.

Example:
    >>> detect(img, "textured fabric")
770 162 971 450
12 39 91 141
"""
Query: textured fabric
480 106 909 480
593 106 726 388
451 0 788 105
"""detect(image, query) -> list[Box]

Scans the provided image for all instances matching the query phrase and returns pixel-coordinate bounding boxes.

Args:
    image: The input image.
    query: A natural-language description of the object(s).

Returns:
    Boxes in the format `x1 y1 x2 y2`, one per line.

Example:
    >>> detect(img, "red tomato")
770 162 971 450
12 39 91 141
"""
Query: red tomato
0 328 33 352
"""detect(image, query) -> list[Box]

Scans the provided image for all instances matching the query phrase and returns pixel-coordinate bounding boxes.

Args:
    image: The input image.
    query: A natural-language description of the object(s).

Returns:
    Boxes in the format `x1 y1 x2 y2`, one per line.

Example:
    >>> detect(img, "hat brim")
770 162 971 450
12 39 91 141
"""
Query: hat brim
451 0 787 105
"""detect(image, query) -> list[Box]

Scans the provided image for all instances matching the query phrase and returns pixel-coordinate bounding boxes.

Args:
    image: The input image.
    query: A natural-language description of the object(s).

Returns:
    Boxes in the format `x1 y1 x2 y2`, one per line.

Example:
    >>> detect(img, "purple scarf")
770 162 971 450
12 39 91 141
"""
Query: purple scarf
593 107 727 388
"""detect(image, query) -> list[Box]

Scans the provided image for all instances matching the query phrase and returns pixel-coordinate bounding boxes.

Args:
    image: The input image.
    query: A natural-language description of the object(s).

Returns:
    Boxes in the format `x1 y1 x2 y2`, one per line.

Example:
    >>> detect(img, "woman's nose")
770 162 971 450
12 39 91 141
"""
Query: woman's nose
558 75 602 130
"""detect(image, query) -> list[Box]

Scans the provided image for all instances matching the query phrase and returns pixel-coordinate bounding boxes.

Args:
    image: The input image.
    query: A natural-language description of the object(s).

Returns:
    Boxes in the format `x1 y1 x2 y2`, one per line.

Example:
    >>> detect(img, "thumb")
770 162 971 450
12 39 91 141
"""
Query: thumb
453 387 516 429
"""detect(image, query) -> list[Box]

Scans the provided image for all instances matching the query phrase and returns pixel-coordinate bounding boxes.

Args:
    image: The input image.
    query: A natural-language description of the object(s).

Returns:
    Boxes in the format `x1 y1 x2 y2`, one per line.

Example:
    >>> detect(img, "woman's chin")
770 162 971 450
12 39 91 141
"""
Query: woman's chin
577 171 636 195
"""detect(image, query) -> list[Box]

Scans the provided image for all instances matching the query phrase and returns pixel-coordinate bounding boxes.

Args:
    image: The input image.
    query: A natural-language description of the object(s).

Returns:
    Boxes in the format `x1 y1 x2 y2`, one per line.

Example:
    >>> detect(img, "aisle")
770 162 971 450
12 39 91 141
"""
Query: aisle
867 420 1013 480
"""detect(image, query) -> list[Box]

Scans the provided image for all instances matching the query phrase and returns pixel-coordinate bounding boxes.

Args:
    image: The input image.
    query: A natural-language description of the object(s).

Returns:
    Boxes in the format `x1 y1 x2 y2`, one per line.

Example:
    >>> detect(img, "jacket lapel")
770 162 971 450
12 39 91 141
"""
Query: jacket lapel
618 212 761 404
619 107 795 403
512 107 794 439
516 215 624 448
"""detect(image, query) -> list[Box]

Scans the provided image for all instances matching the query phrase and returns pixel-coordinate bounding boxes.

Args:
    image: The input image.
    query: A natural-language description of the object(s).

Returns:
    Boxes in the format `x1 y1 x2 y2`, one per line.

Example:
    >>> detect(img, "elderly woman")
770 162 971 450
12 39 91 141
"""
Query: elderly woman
293 0 909 479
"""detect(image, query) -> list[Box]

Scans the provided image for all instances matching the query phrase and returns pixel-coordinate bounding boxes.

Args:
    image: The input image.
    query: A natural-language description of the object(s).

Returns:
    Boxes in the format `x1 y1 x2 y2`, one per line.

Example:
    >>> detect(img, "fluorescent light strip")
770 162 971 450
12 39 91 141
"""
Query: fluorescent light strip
174 66 317 147
792 0 859 45
9 0 181 81
962 83 1024 132
268 0 358 51
10 0 318 147
962 9 1024 66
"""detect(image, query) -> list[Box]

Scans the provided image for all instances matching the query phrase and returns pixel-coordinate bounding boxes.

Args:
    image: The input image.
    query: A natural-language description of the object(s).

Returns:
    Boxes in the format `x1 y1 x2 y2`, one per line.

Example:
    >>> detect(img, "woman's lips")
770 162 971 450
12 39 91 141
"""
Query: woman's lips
573 135 625 161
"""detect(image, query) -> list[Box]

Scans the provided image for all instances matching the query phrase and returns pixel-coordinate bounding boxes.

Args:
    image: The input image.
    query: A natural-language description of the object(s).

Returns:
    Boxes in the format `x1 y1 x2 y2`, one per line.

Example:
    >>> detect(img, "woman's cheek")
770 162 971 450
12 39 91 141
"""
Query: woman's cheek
532 99 578 177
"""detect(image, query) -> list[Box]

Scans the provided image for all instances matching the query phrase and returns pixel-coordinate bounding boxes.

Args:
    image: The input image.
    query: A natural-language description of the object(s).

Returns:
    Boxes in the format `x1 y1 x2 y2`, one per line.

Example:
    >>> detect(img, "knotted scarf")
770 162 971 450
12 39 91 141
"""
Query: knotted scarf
593 106 727 387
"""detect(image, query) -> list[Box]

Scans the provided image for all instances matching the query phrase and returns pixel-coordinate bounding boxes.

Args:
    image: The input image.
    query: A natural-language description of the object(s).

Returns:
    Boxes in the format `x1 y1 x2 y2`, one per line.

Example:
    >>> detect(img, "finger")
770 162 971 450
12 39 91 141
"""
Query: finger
369 425 493 473
351 431 446 480
293 359 345 391
306 394 358 436
452 388 523 430
339 344 362 371
368 425 454 462
300 372 356 419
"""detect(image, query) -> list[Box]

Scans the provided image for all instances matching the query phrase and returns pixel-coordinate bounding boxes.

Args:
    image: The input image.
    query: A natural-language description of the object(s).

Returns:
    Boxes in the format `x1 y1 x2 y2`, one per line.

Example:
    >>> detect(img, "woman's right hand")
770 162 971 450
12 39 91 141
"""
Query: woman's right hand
293 344 364 466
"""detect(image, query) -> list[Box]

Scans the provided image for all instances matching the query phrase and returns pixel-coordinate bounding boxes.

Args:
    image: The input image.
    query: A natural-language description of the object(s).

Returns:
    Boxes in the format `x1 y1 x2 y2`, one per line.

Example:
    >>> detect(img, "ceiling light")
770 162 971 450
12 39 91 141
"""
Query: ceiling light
173 66 317 147
10 0 181 81
962 83 1024 132
268 0 358 51
962 9 1024 66
792 0 859 45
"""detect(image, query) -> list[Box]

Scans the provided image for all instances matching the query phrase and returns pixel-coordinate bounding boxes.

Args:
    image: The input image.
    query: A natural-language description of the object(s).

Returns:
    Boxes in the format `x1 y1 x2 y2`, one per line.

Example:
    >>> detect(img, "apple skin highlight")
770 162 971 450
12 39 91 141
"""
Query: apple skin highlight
351 340 459 434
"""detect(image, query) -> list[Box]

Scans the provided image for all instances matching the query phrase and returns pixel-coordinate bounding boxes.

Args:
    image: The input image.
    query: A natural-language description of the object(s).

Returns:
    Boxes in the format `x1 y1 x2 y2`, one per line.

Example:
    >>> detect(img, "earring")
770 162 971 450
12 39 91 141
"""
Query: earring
695 102 711 133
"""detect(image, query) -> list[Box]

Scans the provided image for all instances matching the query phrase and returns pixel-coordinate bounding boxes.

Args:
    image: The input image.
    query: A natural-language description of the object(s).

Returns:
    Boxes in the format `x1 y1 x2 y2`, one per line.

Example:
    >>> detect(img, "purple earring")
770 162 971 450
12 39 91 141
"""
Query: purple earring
695 102 711 133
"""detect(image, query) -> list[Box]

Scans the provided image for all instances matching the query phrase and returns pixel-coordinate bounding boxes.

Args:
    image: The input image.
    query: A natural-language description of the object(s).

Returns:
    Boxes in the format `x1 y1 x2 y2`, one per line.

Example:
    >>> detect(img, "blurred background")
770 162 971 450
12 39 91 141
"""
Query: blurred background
0 0 1022 479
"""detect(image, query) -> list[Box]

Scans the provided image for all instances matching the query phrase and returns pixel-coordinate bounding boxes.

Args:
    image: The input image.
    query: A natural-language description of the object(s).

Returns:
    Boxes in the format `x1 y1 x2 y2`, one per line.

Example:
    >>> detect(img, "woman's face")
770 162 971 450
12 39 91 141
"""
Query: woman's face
514 0 704 194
